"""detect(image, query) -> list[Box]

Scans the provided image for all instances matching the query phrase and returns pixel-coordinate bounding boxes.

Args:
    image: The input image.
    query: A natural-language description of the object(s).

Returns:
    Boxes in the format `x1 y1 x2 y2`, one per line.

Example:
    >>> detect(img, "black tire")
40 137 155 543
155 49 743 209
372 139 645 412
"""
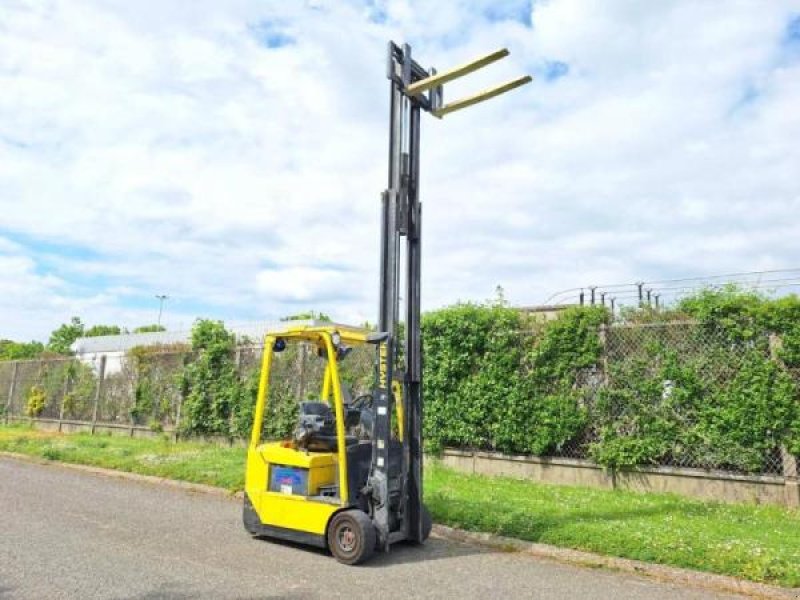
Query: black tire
242 494 261 536
421 503 433 542
327 510 376 565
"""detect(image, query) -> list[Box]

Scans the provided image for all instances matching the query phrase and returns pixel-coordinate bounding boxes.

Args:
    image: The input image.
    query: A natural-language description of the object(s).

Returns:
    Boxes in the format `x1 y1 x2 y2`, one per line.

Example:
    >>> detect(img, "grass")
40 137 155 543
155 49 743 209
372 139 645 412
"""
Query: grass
2 424 799 587
0 424 245 491
427 466 800 587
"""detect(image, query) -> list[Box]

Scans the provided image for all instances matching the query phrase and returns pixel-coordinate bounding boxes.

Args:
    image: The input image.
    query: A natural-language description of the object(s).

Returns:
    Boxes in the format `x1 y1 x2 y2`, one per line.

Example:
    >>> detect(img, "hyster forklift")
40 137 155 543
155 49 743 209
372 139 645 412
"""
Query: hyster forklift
243 41 531 564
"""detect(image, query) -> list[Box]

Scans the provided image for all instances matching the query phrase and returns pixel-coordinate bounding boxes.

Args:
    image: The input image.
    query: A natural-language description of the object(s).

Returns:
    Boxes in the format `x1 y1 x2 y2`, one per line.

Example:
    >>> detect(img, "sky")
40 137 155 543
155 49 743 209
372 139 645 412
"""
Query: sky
1 0 799 341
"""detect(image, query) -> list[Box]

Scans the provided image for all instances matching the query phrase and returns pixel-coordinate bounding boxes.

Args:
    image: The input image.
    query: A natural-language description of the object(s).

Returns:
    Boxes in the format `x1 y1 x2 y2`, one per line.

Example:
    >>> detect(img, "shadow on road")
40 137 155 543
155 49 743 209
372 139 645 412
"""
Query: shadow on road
118 581 315 600
249 531 486 567
365 537 487 567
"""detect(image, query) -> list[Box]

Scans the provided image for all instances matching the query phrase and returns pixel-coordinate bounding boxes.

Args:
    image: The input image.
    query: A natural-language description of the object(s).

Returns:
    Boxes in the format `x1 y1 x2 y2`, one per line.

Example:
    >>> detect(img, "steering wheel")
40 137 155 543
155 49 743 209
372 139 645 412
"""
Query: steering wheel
350 393 373 410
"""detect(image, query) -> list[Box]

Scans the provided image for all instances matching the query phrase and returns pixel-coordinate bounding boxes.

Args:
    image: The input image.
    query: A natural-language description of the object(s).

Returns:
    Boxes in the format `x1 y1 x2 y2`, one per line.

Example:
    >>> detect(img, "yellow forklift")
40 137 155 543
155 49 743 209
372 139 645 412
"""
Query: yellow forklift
244 41 531 564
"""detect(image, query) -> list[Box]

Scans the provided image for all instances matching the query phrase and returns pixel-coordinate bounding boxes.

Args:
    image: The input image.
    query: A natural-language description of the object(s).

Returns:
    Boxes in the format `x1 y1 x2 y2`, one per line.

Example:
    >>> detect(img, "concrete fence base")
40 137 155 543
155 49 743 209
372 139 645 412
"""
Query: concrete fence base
437 449 794 508
8 416 249 447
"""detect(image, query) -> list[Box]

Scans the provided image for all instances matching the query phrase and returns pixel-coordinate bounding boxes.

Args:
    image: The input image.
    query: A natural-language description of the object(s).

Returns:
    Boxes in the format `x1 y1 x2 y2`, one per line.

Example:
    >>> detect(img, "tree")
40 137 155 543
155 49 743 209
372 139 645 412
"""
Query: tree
47 317 85 355
0 340 44 361
133 324 166 333
180 319 243 436
85 325 123 337
281 310 332 322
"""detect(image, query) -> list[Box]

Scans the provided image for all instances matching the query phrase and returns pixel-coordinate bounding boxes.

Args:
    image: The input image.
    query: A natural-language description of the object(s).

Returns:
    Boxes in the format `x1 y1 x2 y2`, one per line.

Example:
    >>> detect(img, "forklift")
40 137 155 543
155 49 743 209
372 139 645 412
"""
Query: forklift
243 41 531 564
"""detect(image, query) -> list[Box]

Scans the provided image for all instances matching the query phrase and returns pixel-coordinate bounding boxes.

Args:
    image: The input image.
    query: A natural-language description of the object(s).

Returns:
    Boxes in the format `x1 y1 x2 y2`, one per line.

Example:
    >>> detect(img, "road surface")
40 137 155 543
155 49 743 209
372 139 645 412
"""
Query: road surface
0 457 743 599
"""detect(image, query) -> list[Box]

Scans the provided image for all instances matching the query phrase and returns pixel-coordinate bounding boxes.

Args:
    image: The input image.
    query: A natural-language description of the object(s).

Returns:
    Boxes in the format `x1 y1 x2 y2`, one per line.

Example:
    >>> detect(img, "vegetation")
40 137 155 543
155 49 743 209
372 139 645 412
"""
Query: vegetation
84 324 122 338
1 424 799 587
0 339 44 360
281 311 331 322
423 300 607 456
179 320 243 437
4 287 799 474
133 324 167 333
594 287 800 467
2 317 161 361
423 287 800 471
0 425 244 490
47 317 86 355
24 386 47 417
426 464 800 587
128 344 189 427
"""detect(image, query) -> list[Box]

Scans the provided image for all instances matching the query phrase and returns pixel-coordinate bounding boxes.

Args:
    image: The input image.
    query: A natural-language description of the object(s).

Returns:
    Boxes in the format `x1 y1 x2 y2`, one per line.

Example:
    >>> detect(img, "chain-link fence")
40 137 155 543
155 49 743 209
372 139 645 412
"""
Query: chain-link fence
424 320 799 478
2 341 376 438
3 322 798 479
598 322 791 475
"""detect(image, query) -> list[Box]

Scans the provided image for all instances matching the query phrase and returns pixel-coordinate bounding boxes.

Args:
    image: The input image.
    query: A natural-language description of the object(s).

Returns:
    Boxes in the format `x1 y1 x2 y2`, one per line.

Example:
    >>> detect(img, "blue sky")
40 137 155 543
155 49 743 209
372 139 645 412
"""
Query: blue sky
1 0 799 341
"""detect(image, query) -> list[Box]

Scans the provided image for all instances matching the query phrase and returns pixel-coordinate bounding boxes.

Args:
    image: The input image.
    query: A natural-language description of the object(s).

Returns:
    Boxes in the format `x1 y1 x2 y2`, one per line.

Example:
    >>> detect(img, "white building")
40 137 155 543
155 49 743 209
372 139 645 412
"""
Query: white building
70 321 303 374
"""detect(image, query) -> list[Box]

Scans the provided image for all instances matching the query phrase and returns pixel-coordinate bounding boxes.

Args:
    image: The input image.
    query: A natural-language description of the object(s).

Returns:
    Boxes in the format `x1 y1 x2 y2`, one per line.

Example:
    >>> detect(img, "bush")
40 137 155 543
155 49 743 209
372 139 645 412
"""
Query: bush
128 344 188 426
25 385 47 417
591 288 800 471
423 303 605 455
179 320 243 437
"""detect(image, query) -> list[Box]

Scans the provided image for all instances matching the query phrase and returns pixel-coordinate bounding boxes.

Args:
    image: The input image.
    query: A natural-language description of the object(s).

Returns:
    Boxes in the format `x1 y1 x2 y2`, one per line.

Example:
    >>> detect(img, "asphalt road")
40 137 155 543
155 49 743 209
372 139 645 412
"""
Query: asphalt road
0 458 744 600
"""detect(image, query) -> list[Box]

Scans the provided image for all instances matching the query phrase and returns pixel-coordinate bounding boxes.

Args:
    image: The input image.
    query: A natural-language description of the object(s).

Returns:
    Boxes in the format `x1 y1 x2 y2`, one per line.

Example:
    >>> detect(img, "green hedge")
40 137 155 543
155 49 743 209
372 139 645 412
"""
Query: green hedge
422 288 800 472
175 287 800 473
422 303 606 455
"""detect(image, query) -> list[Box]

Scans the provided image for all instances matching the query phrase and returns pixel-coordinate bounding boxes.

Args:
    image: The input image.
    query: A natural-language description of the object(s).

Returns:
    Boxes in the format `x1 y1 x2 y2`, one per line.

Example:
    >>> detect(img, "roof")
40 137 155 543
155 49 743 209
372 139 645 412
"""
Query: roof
267 321 378 345
70 320 319 354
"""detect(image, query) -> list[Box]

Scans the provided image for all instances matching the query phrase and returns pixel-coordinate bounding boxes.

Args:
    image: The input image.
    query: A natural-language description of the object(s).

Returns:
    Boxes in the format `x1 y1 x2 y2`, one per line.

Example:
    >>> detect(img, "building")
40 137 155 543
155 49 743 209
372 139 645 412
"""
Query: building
517 304 576 322
70 321 304 374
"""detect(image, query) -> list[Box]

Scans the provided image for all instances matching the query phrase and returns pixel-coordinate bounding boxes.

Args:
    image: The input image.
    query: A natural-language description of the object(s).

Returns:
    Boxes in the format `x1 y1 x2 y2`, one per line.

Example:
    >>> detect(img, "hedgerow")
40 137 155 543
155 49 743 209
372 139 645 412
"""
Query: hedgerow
168 287 800 473
422 302 606 455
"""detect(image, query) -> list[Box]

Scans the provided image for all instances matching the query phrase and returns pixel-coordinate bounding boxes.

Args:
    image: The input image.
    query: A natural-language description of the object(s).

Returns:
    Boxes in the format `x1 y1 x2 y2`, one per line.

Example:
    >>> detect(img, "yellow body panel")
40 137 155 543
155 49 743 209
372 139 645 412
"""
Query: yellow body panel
259 493 338 535
261 442 337 496
260 442 336 469
246 446 340 535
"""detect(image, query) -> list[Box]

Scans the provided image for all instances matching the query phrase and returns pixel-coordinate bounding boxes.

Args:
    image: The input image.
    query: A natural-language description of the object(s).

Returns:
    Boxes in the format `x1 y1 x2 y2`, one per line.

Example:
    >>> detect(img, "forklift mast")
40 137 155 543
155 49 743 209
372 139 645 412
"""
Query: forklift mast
370 42 531 548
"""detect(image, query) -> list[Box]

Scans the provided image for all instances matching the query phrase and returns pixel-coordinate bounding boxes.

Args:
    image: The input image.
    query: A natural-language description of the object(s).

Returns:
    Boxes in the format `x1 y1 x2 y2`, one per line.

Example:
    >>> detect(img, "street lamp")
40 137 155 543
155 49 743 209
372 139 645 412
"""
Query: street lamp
155 294 169 326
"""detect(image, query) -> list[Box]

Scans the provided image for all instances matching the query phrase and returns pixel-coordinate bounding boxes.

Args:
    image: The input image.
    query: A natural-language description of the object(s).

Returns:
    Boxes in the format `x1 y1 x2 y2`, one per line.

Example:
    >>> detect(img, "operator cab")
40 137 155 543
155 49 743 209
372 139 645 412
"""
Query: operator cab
293 388 373 452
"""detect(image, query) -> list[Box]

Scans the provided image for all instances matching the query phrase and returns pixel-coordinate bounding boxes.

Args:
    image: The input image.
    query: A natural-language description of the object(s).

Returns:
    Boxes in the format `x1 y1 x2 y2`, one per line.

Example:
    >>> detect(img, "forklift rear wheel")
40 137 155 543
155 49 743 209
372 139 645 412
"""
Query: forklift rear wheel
328 510 376 565
421 503 432 542
242 494 260 536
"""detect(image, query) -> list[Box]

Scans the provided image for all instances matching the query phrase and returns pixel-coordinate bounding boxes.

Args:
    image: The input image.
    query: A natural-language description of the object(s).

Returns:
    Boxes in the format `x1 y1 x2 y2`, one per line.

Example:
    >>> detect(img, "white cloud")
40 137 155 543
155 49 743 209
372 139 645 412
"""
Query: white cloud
1 0 799 340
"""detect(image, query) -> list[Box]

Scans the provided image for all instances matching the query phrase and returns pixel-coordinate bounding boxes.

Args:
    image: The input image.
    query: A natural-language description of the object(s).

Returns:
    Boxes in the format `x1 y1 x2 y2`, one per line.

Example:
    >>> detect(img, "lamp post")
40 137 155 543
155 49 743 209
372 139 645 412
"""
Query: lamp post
155 294 169 327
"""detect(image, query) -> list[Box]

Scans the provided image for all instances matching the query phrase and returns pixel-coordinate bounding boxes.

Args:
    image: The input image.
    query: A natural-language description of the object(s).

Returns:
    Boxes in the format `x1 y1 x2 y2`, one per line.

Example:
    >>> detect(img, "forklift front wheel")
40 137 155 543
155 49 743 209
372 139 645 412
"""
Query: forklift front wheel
327 510 376 565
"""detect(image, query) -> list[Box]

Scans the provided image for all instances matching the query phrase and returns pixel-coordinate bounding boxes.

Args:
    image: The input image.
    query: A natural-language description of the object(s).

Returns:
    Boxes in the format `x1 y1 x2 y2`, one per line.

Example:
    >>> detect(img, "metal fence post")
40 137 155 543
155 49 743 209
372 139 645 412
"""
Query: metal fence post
58 363 71 433
129 353 139 438
173 394 183 443
598 323 609 380
769 333 799 508
296 343 307 401
90 355 107 435
229 347 242 443
5 362 19 424
781 447 799 509
173 353 188 442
